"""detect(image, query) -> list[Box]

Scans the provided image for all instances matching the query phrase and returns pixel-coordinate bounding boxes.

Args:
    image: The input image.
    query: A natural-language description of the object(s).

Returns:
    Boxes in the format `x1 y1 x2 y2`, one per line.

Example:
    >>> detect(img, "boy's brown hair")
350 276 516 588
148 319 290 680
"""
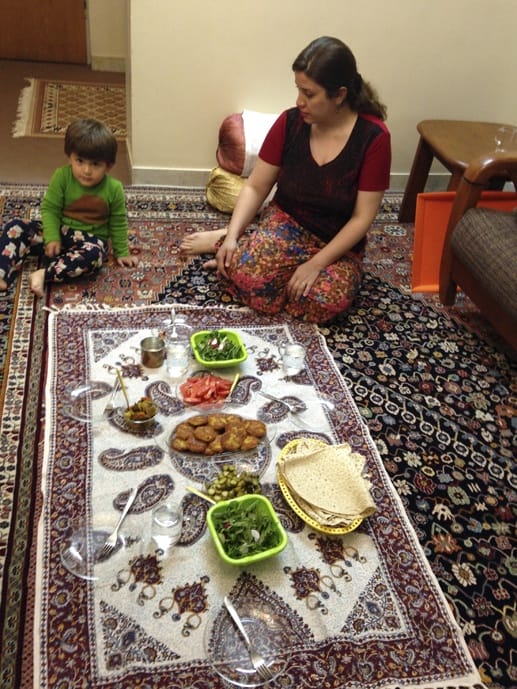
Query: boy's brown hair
64 118 118 165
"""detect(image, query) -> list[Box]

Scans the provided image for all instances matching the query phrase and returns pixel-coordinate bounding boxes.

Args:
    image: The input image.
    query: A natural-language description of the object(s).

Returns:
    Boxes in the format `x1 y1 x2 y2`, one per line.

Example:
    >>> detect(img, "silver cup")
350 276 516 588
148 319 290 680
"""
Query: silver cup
140 336 165 368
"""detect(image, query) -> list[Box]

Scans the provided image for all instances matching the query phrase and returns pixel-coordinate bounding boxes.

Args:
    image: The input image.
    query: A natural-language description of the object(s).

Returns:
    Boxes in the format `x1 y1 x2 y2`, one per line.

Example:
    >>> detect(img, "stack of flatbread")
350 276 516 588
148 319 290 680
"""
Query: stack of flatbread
278 438 376 528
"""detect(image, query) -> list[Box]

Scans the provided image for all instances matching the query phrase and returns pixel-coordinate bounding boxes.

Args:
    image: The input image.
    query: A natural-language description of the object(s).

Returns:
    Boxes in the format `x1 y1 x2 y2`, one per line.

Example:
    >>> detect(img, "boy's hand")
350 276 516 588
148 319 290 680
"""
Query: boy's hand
45 241 62 258
116 255 139 268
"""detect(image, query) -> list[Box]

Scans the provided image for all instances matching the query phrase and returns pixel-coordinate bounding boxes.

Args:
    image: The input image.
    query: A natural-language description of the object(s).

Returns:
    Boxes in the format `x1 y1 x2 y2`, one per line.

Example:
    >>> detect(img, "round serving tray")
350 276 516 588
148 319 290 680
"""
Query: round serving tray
277 438 363 536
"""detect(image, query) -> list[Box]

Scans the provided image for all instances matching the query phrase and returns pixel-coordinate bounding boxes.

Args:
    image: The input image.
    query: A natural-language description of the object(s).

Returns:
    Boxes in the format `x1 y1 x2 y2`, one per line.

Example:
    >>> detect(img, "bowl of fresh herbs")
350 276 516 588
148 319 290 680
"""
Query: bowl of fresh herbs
206 494 287 565
190 329 247 368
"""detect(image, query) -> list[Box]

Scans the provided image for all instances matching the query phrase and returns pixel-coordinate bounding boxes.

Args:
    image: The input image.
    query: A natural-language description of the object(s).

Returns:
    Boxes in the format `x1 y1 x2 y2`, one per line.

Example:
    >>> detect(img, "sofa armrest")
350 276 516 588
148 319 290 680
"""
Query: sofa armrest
439 152 517 304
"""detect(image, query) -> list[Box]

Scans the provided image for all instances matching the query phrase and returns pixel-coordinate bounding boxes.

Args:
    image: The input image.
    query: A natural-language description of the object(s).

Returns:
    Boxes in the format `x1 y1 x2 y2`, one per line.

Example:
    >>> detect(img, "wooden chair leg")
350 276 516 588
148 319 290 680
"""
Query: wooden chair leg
399 137 434 222
447 171 463 191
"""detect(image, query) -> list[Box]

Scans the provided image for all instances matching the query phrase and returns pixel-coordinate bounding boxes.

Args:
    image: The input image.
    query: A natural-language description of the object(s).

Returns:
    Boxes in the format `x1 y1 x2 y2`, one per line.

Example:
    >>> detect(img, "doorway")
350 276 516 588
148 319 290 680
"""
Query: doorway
0 0 87 64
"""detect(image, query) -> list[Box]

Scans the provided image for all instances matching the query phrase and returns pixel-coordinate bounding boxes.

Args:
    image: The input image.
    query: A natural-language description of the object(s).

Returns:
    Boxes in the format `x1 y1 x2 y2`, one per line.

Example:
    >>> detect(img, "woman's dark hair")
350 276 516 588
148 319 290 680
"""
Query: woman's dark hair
292 36 387 120
64 118 118 165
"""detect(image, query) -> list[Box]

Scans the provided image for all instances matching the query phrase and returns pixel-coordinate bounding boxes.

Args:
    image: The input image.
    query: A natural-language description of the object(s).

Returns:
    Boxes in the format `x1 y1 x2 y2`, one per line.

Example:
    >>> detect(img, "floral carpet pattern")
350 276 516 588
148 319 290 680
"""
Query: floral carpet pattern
0 184 515 688
159 265 516 689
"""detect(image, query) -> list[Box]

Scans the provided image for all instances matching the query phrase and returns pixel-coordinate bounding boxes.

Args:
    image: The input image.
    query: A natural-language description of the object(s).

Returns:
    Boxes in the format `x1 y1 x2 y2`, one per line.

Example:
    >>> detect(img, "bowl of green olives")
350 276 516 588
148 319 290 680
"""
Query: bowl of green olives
205 463 262 503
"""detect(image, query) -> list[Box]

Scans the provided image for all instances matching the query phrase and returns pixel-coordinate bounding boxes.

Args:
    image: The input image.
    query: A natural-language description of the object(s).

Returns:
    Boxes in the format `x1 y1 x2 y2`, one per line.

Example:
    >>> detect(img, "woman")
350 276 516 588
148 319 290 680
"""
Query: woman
181 36 391 323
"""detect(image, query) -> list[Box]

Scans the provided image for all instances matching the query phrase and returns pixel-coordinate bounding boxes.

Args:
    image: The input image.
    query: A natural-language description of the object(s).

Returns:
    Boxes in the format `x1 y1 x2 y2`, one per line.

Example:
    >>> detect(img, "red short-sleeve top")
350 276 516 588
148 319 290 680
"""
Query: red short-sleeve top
259 107 391 247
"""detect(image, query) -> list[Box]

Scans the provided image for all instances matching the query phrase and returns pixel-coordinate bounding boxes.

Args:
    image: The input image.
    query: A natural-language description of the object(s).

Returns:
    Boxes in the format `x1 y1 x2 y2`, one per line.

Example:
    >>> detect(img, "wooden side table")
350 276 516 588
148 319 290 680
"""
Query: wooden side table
398 120 515 222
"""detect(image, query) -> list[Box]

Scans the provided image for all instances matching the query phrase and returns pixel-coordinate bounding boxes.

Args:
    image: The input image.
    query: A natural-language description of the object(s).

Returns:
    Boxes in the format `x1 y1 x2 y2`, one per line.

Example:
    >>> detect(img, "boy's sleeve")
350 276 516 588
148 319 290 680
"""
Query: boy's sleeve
108 182 130 257
41 168 66 243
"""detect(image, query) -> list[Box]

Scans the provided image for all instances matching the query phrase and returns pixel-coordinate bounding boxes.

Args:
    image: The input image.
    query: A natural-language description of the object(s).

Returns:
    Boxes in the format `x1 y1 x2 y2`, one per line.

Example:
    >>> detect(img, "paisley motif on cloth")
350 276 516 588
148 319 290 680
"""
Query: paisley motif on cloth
34 304 482 689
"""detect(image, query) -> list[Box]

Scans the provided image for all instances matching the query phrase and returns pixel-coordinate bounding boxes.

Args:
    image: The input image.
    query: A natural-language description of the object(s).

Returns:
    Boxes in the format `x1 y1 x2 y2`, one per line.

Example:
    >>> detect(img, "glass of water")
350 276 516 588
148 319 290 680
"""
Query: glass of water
151 498 183 552
280 342 306 376
165 323 192 379
494 126 517 152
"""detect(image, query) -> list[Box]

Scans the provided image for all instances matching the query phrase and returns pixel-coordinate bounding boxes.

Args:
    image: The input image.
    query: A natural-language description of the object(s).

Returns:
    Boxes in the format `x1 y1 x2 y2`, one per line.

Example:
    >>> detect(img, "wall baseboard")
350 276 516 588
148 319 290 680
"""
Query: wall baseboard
389 172 450 192
129 169 453 191
91 56 126 73
131 167 211 187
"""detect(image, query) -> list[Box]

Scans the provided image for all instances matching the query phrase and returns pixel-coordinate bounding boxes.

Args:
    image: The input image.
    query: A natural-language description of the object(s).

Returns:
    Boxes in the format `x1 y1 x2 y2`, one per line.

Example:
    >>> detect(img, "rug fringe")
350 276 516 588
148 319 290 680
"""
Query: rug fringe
43 302 254 314
12 78 35 138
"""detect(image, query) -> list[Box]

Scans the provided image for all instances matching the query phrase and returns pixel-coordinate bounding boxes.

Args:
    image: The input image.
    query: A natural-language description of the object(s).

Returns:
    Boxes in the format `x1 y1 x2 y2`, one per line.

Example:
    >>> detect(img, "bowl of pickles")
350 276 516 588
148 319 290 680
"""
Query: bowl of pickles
204 463 261 503
123 396 158 432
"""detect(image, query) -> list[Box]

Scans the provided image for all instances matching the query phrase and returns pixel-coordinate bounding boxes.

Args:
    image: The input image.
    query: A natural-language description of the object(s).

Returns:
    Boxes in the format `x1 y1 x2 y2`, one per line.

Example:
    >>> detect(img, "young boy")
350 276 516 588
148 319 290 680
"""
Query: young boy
0 118 138 297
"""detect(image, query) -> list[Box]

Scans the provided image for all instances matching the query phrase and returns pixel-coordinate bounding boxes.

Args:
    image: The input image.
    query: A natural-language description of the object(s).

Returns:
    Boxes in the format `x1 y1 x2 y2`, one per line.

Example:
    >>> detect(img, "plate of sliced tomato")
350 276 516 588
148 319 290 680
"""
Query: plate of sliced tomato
177 371 234 410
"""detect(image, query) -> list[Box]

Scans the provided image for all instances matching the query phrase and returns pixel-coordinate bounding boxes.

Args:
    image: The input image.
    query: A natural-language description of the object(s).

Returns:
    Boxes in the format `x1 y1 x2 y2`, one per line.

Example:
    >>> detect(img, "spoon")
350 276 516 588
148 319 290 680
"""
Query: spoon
116 368 130 409
170 307 177 337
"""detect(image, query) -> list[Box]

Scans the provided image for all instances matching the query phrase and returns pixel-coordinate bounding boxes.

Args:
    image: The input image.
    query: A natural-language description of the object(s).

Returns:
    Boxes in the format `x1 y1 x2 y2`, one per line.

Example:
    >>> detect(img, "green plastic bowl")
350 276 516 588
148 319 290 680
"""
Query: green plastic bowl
190 329 247 369
206 494 288 565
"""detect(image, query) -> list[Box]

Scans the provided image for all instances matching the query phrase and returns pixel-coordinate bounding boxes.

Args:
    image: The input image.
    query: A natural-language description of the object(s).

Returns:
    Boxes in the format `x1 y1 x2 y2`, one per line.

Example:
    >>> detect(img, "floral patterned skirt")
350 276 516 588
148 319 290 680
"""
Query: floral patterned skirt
224 203 364 323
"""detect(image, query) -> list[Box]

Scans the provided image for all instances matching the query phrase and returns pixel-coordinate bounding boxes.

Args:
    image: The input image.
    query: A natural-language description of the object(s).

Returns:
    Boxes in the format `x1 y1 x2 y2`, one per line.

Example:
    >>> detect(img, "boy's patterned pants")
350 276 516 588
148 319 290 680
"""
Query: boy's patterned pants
0 218 106 286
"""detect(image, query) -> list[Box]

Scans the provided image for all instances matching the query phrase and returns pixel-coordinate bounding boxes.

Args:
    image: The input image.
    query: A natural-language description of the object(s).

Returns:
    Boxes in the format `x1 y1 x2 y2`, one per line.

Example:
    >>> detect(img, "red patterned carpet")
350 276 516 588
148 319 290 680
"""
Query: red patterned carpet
0 185 515 689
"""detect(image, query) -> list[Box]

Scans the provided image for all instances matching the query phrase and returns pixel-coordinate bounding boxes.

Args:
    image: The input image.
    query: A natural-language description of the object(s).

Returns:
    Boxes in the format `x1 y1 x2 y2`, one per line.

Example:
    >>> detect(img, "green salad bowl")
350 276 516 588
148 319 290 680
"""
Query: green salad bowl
190 329 247 368
206 494 288 565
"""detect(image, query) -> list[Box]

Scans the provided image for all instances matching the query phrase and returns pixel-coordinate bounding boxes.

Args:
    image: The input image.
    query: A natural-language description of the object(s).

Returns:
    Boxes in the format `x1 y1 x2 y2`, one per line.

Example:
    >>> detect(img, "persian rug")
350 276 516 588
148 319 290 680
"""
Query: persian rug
0 184 515 689
12 78 126 139
161 261 516 689
30 303 482 689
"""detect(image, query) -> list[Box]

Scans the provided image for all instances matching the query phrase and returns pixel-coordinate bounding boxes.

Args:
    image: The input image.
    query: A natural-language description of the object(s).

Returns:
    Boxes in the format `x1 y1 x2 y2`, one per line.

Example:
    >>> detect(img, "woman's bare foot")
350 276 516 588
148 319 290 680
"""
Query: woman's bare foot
29 268 46 298
0 278 7 292
179 229 226 256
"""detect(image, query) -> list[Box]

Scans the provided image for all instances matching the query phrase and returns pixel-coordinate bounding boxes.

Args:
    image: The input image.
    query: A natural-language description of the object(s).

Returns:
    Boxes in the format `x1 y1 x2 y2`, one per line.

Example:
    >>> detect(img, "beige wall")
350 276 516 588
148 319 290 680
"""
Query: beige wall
91 0 517 188
88 0 127 72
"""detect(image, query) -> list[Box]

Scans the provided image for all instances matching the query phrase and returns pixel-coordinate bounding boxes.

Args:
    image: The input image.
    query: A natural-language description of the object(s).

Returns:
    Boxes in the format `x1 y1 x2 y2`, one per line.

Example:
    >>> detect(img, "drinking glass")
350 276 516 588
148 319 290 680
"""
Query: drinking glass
280 342 306 376
494 126 517 152
165 323 192 379
151 498 183 552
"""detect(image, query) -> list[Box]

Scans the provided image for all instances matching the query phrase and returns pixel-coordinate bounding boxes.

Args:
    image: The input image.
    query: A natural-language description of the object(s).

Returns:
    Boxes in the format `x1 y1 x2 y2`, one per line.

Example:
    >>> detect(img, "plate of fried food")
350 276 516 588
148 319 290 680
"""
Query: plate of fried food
169 412 268 457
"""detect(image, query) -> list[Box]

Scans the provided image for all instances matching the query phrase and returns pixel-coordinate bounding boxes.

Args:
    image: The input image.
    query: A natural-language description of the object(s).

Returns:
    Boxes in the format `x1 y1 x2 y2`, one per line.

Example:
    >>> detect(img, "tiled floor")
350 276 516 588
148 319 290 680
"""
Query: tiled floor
0 59 130 185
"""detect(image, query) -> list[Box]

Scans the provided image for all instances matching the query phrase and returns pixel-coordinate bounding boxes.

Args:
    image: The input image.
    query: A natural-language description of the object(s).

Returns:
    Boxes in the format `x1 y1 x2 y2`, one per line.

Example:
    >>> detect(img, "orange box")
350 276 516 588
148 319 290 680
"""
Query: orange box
411 191 517 293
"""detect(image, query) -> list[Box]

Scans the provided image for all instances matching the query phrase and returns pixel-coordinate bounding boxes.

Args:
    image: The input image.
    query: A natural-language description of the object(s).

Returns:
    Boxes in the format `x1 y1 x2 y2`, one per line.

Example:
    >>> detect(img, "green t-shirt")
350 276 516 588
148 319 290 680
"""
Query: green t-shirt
41 165 130 258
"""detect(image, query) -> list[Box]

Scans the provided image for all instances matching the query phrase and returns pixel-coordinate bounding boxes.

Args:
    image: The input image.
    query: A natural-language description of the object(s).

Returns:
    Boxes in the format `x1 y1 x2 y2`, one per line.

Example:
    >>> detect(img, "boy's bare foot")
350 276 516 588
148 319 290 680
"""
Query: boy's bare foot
179 229 226 256
202 259 218 270
29 269 46 298
0 278 7 292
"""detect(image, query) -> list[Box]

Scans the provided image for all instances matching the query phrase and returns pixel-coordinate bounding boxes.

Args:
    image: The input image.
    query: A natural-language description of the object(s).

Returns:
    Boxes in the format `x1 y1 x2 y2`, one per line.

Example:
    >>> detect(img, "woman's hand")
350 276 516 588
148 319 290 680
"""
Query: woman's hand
44 241 61 258
287 261 323 301
215 158 279 278
215 235 239 278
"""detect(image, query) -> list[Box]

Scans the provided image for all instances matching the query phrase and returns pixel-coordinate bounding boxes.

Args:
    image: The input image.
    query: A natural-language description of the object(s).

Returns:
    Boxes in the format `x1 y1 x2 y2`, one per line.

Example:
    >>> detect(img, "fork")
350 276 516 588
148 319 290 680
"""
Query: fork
97 489 137 560
258 391 307 414
223 596 275 682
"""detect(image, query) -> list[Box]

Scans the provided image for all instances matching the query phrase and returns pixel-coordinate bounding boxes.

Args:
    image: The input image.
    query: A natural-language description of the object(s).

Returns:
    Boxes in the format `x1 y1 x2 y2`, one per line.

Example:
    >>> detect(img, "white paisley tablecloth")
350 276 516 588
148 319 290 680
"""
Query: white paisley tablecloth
34 304 484 689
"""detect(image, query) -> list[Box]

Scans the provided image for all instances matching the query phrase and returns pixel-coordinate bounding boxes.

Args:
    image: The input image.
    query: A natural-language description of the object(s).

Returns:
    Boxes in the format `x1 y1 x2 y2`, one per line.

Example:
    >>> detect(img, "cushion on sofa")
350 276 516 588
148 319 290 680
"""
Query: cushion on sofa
451 206 517 320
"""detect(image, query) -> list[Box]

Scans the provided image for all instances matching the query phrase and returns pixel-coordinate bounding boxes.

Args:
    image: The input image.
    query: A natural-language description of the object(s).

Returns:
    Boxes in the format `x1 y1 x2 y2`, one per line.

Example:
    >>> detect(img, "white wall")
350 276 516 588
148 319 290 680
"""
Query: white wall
88 0 127 72
93 0 517 188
